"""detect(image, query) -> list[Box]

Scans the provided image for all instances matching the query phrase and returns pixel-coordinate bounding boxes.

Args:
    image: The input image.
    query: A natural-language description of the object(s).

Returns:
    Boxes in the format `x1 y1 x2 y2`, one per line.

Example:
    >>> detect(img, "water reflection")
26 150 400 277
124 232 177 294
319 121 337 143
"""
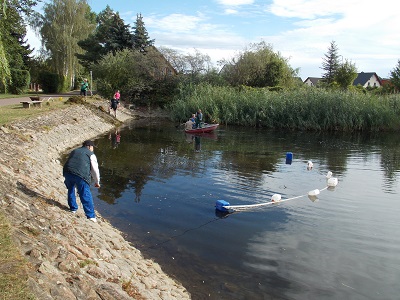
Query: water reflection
89 121 400 300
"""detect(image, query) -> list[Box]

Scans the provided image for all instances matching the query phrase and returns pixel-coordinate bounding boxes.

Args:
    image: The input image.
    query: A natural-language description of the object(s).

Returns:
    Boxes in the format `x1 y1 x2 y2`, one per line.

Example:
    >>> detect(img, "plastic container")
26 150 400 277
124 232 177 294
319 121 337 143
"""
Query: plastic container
215 200 230 212
327 177 338 187
308 189 320 196
286 152 293 165
271 194 281 202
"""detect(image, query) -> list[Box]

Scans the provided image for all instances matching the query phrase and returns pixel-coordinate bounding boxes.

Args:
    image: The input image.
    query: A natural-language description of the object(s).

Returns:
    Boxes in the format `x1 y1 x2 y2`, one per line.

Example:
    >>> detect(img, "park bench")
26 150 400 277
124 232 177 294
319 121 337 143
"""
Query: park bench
21 100 43 108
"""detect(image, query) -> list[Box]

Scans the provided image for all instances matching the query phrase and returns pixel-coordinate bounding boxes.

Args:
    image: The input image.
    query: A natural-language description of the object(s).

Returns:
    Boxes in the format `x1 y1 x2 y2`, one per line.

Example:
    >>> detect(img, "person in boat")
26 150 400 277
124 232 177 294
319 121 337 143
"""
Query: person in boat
190 113 196 128
185 117 194 130
195 109 203 128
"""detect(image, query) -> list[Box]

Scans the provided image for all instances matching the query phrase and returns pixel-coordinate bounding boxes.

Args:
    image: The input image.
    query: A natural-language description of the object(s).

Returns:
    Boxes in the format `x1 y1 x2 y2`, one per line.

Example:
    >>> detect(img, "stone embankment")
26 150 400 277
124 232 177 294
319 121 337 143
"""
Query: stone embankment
0 101 190 299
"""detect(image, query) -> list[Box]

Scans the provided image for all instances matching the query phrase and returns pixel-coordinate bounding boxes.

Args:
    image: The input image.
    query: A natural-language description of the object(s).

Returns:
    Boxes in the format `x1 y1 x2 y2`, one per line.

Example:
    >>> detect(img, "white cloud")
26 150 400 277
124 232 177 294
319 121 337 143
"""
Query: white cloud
225 9 239 14
145 13 206 33
262 0 400 78
216 0 255 5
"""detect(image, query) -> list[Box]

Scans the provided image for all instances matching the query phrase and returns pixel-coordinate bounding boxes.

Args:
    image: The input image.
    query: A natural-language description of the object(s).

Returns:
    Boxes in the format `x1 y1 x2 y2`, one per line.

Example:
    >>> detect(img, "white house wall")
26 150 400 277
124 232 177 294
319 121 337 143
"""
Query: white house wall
363 76 381 88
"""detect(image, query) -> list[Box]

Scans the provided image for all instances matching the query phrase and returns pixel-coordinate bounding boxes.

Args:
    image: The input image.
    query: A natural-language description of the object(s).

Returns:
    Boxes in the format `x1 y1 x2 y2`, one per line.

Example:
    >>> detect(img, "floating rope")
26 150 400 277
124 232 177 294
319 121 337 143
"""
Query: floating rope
215 171 338 213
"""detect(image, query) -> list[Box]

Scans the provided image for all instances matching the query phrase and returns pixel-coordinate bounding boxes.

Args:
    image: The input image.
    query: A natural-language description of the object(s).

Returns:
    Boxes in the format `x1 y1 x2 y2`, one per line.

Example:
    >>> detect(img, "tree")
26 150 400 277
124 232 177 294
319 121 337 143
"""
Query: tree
132 13 154 53
0 0 37 92
92 48 178 105
1 4 33 70
389 59 400 91
158 47 186 73
77 5 133 69
334 59 358 90
321 41 340 85
220 41 298 88
39 0 95 89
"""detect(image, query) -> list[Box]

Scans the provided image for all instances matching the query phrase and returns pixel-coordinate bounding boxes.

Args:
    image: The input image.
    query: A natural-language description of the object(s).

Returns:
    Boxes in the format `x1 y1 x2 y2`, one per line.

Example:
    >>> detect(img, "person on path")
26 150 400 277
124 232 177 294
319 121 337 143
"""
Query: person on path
110 97 119 117
63 140 100 222
114 90 120 102
80 79 89 97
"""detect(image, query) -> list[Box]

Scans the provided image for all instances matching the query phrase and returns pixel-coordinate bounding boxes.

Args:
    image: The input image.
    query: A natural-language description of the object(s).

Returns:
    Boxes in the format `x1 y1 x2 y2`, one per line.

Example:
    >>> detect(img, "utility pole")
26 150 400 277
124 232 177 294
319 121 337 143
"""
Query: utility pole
90 70 93 96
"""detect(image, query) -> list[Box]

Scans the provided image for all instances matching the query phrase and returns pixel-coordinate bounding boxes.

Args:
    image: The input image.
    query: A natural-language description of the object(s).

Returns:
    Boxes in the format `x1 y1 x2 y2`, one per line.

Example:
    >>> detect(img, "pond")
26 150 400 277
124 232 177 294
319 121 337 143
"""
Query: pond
89 119 400 300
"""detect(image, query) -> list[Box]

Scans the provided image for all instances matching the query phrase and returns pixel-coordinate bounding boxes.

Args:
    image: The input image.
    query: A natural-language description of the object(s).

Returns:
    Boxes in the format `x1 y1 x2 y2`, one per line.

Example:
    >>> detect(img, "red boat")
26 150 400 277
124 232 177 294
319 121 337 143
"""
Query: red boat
185 123 219 134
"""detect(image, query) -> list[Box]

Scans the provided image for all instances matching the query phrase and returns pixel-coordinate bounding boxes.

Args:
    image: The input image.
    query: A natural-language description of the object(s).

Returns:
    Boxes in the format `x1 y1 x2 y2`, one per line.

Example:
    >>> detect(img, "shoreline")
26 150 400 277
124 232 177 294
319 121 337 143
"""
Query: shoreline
0 102 190 299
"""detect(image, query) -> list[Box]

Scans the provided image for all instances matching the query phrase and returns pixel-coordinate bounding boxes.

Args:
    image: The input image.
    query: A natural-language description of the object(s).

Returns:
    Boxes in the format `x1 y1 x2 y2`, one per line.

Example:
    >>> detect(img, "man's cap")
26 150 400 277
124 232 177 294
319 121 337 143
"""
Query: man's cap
83 140 95 147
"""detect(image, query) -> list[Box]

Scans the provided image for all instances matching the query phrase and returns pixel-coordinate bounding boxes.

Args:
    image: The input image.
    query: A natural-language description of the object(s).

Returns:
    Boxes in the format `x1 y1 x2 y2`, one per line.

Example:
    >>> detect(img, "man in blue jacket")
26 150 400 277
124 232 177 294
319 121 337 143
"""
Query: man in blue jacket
63 140 100 222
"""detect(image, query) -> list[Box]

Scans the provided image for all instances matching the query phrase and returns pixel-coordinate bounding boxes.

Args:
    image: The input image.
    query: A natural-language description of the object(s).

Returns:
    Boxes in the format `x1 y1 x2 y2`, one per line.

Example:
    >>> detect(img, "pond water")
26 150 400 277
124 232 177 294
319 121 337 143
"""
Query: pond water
89 119 400 300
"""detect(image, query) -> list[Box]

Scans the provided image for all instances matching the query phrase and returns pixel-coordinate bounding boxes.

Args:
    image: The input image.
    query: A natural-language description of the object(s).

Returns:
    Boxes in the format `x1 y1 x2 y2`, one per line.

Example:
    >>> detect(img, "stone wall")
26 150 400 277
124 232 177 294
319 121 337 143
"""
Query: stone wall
0 103 190 299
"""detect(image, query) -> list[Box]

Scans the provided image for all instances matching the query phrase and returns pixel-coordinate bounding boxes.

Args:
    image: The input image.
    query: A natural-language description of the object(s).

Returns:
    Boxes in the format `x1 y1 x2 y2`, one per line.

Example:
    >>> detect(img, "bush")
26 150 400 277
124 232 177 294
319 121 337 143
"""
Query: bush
9 69 30 94
38 71 66 93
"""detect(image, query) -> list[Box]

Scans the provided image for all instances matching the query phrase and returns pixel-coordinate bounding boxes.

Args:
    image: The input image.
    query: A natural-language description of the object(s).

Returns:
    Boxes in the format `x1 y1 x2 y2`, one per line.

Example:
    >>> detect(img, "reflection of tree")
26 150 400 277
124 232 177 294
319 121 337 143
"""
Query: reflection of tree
97 169 130 204
91 123 400 204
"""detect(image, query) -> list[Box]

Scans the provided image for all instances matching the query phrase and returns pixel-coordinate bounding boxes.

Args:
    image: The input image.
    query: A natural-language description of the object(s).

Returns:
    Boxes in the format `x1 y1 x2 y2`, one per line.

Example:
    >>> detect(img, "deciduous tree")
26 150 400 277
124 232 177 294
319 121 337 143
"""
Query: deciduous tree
335 59 358 90
220 41 298 88
39 0 95 89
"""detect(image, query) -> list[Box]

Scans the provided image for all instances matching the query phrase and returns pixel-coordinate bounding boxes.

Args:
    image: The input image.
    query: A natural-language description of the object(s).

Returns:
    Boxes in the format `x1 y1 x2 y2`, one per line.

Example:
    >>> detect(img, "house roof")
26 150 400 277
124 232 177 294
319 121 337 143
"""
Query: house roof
304 77 322 85
353 72 381 86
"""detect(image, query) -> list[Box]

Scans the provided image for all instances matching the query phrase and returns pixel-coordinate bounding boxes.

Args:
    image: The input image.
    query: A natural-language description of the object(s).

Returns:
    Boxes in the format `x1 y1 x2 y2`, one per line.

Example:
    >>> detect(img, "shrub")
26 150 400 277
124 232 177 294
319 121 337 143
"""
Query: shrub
9 69 30 94
38 71 66 93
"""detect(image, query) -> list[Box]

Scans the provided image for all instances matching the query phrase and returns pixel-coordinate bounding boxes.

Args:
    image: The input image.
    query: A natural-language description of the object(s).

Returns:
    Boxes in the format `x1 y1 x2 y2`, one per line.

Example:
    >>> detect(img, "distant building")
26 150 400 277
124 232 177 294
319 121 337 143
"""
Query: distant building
304 77 322 87
353 72 382 88
304 72 382 88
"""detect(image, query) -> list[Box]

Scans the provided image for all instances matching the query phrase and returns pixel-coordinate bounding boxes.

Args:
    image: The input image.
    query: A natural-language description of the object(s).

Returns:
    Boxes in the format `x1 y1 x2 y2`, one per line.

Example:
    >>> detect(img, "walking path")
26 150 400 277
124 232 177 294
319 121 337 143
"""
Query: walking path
0 91 81 106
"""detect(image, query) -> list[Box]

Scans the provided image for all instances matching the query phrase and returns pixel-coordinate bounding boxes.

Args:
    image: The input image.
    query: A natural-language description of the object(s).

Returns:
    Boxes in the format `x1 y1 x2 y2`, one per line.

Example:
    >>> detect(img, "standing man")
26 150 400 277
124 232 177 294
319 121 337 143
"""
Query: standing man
80 79 89 97
195 109 203 128
63 140 100 222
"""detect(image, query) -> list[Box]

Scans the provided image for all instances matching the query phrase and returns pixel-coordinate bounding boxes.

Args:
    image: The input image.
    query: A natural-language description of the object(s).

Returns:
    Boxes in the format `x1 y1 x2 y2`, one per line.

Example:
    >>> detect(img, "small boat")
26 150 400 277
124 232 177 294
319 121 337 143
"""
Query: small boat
185 123 219 134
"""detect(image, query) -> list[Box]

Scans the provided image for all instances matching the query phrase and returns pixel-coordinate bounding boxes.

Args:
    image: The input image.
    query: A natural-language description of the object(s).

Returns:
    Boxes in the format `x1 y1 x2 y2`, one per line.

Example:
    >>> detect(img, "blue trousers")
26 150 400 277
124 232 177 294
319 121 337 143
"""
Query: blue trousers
64 173 95 218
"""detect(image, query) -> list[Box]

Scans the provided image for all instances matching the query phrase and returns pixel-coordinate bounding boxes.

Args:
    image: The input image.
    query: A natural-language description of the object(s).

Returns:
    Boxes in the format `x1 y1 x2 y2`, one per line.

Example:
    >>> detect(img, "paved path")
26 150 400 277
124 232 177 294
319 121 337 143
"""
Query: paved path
0 91 82 107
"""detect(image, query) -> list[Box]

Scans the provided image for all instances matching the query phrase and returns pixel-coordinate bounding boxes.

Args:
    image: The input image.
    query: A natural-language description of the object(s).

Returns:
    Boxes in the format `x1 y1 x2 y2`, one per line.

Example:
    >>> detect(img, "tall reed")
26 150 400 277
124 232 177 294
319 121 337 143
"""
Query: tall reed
169 83 400 131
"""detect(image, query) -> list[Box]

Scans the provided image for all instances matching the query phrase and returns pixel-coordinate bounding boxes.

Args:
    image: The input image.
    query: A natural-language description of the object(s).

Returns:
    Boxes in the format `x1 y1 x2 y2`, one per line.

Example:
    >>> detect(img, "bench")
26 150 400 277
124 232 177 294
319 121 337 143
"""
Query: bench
21 101 43 108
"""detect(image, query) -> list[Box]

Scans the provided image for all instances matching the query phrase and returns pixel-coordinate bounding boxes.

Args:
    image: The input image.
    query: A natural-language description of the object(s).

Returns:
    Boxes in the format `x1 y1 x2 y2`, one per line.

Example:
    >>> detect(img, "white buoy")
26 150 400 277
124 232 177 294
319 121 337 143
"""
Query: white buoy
307 161 313 170
326 171 333 179
308 189 320 196
327 177 338 187
271 194 281 202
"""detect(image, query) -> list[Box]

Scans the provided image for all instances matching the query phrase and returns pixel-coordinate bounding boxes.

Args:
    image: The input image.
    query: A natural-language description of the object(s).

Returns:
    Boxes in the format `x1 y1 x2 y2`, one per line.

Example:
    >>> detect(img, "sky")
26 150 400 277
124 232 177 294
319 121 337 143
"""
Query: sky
26 0 399 80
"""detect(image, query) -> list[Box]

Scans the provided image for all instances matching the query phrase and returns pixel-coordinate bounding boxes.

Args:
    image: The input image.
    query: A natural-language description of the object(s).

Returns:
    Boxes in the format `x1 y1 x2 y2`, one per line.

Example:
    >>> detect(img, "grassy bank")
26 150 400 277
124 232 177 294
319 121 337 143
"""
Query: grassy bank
0 211 35 299
170 84 400 131
0 96 107 126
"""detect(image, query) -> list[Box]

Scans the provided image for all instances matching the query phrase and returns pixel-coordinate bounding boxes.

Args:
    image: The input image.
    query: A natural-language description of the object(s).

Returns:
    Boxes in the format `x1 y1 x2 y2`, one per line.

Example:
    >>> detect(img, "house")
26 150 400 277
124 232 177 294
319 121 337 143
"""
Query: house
147 46 178 80
353 72 382 88
304 77 322 87
304 72 383 88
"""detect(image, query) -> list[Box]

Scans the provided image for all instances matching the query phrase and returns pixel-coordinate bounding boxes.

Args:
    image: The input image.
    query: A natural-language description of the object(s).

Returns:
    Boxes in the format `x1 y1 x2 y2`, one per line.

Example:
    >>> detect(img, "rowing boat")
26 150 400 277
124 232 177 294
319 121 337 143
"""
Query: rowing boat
185 123 219 134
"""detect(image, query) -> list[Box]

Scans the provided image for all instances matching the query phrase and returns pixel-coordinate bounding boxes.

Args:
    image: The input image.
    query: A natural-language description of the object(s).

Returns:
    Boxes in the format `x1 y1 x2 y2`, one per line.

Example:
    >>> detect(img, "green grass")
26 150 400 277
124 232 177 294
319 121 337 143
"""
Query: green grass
0 92 43 99
0 96 104 127
0 211 35 300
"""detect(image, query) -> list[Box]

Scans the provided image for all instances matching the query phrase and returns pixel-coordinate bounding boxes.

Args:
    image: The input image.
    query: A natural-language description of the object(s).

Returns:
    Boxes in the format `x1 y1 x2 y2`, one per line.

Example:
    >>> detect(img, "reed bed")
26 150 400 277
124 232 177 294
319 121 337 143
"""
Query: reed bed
169 84 400 131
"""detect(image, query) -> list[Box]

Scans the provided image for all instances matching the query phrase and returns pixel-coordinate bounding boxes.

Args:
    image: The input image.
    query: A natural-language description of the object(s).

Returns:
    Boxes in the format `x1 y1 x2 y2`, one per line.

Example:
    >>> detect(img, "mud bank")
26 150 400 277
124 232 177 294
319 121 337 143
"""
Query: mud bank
0 102 190 300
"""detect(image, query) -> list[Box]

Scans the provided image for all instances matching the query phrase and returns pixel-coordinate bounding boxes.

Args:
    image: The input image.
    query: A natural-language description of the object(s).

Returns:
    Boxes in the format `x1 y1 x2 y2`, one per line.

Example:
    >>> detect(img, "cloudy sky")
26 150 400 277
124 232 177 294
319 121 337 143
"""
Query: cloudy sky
27 0 399 80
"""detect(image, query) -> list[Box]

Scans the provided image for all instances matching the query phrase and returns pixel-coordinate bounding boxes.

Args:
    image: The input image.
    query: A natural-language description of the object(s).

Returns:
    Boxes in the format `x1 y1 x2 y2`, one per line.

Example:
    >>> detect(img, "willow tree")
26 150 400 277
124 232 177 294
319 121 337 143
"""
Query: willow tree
0 0 11 91
39 0 95 89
